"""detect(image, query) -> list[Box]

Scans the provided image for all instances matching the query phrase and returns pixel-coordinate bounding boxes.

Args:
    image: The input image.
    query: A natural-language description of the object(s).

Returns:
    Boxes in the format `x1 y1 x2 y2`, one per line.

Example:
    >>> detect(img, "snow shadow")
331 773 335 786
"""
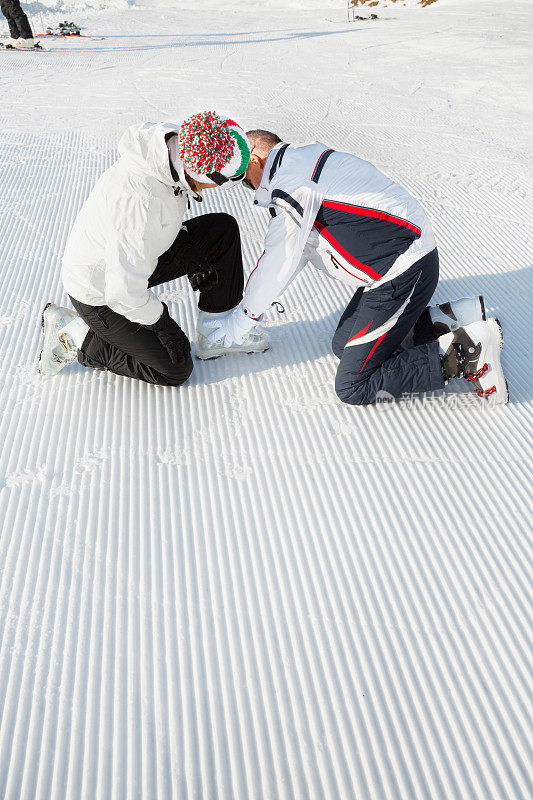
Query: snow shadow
192 264 532 402
48 28 363 54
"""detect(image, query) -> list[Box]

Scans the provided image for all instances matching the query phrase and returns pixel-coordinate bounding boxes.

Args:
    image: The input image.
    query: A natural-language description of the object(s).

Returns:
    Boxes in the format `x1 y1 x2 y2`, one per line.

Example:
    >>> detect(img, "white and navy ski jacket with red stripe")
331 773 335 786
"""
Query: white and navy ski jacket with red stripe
243 141 436 319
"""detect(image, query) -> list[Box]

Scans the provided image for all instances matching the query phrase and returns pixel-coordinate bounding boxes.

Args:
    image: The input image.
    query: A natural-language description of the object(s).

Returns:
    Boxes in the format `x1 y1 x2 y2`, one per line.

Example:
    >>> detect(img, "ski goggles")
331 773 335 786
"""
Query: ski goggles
205 171 246 186
207 145 256 188
206 171 255 190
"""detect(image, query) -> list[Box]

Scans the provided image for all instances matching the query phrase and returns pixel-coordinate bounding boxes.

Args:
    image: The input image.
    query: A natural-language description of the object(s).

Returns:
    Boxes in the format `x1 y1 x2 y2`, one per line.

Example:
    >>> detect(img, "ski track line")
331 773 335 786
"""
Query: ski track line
1 3 533 800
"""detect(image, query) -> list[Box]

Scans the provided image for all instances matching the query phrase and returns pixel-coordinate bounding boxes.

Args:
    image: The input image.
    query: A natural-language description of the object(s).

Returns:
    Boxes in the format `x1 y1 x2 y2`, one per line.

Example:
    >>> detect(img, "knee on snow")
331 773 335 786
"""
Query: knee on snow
334 373 372 406
163 355 194 387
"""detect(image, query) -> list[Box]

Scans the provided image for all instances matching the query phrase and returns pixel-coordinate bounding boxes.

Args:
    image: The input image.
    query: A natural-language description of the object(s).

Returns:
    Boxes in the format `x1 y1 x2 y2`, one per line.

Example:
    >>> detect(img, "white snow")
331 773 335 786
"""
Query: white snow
0 0 532 798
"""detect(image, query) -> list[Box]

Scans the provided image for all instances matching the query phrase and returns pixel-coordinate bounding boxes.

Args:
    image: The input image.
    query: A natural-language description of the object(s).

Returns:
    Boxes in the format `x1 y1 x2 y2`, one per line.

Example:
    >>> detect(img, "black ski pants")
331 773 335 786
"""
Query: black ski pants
0 0 32 39
70 213 244 386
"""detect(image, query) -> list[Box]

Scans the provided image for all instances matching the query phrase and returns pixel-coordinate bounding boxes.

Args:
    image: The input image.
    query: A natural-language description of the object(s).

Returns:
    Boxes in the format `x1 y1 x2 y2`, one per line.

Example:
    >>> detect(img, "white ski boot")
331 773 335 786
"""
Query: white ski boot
15 37 35 49
195 309 269 360
2 37 19 48
429 296 485 337
439 317 508 403
39 303 79 378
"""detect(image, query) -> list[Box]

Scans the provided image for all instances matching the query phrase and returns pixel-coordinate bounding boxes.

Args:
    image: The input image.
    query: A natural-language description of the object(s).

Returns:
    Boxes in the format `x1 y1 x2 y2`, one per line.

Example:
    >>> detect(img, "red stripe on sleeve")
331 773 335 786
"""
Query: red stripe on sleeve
244 251 265 292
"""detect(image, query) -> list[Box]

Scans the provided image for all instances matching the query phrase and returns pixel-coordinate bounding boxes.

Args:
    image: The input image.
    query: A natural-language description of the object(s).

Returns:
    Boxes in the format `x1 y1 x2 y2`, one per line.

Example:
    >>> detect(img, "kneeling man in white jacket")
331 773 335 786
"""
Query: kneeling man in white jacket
207 130 508 405
39 111 268 385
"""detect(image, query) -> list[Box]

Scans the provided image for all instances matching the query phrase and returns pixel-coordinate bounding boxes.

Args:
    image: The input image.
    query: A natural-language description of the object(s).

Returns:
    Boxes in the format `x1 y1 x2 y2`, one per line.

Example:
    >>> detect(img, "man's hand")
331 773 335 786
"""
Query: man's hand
144 303 191 364
204 305 258 347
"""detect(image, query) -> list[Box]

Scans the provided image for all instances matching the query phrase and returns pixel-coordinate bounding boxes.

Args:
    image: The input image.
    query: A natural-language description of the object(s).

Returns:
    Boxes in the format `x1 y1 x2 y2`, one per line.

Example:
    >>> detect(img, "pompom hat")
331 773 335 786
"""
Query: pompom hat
172 111 251 185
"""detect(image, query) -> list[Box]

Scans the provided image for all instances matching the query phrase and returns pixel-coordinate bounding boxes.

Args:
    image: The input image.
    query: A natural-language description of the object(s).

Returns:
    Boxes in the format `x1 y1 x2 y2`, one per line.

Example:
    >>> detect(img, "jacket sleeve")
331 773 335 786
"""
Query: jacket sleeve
104 193 165 325
243 183 323 319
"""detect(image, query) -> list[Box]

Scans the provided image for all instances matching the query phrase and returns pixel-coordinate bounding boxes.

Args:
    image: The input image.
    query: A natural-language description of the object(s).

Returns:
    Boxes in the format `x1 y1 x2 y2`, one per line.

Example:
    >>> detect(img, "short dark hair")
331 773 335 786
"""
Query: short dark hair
246 129 282 151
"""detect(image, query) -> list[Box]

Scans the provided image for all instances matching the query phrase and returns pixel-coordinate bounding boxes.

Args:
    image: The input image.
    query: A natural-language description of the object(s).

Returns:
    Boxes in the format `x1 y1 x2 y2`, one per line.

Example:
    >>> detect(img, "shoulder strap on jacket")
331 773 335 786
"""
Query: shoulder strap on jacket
311 148 334 183
269 143 290 181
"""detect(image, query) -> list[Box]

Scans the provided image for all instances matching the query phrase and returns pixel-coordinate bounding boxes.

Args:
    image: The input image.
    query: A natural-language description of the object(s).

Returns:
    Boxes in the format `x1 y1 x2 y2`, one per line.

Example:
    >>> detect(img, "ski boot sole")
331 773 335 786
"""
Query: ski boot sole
39 303 54 375
41 301 52 330
470 317 508 403
494 317 509 402
494 316 504 349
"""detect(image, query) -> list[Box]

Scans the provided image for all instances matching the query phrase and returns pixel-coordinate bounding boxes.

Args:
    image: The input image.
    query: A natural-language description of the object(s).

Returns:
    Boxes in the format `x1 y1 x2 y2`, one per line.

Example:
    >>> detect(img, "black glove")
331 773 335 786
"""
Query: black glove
145 303 191 365
187 242 218 292
170 229 219 292
188 259 219 293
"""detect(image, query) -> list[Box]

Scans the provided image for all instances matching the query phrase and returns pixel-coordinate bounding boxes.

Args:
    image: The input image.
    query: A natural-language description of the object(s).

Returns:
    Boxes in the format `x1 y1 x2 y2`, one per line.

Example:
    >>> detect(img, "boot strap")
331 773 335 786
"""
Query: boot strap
466 362 488 381
476 385 496 397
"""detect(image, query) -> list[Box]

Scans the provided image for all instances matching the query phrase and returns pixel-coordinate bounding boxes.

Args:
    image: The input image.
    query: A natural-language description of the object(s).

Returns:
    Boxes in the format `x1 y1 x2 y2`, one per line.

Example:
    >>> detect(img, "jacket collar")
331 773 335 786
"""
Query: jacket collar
253 142 289 207
166 135 203 200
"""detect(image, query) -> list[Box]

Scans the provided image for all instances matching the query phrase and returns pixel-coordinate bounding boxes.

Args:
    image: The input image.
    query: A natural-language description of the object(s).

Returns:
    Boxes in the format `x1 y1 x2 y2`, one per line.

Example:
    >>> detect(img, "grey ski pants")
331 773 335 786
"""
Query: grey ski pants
333 248 444 405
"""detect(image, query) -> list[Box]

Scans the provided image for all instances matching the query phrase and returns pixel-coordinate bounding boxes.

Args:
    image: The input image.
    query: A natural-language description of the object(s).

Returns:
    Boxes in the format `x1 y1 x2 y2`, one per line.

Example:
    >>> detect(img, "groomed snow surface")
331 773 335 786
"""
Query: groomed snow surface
1 0 532 798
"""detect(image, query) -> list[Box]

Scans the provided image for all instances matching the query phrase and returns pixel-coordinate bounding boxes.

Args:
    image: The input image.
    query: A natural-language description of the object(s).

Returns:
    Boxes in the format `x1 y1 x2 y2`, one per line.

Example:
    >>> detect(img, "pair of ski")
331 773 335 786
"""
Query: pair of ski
1 36 105 52
38 32 105 40
0 41 47 51
40 20 104 39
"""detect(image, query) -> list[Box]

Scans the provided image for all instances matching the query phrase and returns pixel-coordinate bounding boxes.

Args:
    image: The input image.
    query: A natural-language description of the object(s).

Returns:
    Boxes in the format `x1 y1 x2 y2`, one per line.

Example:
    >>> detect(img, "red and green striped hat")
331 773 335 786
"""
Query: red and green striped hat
177 111 251 185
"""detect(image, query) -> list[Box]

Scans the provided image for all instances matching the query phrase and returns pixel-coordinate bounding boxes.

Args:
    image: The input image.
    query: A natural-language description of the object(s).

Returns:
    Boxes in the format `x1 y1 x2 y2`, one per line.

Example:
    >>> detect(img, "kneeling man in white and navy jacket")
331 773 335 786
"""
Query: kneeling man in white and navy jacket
207 130 508 404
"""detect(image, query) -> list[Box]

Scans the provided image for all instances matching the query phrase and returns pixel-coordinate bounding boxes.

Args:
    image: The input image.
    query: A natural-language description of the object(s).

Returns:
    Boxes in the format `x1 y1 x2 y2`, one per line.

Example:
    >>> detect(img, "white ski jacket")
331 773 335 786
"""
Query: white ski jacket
242 142 436 319
62 122 200 325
